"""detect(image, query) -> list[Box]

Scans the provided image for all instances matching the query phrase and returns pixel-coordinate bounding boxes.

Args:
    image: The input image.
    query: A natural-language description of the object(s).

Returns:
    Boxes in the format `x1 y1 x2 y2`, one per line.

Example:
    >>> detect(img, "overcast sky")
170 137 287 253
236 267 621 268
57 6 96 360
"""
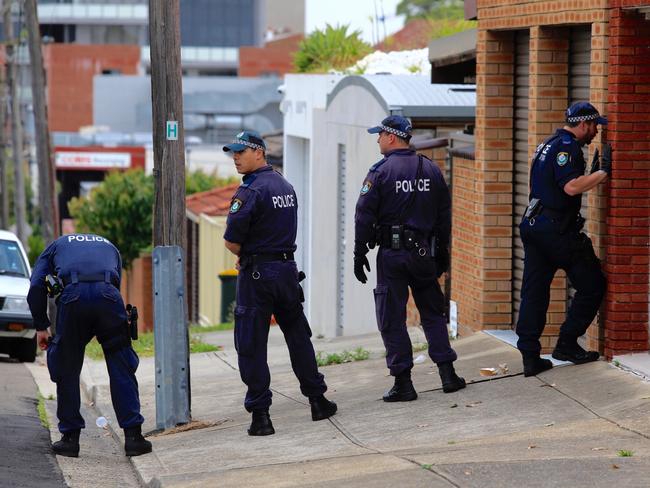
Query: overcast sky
305 0 405 45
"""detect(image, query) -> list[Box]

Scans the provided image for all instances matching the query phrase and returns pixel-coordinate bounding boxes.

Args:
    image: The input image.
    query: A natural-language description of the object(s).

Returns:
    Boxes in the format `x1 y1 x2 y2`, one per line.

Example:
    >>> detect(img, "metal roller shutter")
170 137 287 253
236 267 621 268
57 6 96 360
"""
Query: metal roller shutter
567 26 592 304
512 31 530 328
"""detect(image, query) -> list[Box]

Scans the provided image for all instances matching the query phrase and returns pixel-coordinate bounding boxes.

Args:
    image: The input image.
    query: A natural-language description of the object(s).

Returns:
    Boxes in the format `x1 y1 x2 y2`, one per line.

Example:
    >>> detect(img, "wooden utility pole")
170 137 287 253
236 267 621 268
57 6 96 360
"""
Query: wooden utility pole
25 0 58 243
148 0 186 249
148 0 190 430
0 64 8 229
4 0 27 243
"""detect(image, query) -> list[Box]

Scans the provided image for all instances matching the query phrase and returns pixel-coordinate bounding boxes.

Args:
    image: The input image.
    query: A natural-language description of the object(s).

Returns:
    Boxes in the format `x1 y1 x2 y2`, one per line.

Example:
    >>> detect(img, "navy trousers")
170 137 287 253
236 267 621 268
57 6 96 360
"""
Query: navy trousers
234 261 327 412
47 282 144 433
516 215 606 355
374 247 457 376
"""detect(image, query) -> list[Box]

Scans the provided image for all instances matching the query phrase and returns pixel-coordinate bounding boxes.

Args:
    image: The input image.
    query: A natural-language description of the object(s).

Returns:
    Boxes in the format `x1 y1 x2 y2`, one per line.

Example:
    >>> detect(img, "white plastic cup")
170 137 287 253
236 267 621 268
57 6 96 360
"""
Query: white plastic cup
96 416 108 429
413 354 426 364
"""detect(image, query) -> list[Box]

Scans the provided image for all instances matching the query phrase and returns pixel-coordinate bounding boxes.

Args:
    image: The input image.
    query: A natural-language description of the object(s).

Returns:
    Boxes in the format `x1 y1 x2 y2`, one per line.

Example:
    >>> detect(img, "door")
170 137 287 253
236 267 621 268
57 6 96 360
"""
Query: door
512 30 531 328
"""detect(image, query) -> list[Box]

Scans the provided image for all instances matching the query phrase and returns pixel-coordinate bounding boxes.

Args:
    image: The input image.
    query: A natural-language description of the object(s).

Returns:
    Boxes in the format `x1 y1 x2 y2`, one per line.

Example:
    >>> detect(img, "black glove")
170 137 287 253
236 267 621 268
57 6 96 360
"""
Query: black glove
435 247 450 278
600 143 612 176
354 255 370 284
589 148 600 174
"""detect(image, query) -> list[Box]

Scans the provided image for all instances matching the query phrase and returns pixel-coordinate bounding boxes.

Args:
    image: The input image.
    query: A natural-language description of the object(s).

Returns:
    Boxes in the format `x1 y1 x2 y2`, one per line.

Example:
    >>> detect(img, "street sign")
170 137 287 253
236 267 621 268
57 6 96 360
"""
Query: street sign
166 121 178 141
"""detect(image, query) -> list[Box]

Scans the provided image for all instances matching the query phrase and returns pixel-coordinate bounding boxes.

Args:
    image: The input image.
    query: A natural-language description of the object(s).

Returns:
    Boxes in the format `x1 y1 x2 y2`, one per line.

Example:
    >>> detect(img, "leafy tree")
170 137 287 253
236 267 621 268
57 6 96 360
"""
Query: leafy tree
294 24 372 73
397 0 465 20
68 169 154 269
185 169 237 196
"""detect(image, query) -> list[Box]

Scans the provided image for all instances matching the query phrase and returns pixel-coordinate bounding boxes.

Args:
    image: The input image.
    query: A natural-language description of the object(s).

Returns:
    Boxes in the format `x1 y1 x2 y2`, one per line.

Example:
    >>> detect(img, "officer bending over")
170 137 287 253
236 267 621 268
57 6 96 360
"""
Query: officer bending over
27 234 152 458
354 115 465 402
516 102 610 376
223 131 336 436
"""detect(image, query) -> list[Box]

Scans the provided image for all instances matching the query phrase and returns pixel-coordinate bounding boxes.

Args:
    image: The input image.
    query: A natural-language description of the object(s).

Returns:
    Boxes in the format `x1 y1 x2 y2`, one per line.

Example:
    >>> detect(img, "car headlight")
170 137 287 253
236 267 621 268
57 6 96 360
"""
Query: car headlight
3 296 30 312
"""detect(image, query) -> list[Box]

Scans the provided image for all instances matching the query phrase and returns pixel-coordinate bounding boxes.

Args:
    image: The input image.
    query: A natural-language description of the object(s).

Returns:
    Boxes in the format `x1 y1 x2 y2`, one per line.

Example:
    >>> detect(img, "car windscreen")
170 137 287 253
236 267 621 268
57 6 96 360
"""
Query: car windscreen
0 239 29 278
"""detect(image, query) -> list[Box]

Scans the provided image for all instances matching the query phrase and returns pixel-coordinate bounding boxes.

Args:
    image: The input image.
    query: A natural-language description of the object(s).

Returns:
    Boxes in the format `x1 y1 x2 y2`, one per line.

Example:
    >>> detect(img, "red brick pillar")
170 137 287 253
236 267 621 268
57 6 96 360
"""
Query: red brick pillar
604 5 650 356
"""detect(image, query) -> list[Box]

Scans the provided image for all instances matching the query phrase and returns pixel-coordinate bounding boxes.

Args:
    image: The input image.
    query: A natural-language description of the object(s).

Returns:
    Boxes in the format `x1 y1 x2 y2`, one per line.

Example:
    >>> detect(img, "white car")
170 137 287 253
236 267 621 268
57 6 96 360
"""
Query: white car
0 230 35 362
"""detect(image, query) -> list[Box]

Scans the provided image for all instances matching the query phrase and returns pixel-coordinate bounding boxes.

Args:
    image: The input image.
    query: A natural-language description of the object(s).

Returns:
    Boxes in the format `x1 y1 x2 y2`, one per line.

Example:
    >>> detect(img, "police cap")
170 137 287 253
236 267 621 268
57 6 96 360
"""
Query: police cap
565 102 608 125
367 115 413 139
223 130 266 153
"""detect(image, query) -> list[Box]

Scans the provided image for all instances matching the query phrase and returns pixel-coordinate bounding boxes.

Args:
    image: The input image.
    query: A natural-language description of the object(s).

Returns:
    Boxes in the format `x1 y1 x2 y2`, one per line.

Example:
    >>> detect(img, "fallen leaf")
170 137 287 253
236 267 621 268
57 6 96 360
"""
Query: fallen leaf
450 403 458 408
480 367 498 376
418 424 430 428
641 396 650 400
464 471 471 476
544 422 555 427
465 401 482 408
498 363 509 374
89 401 95 407
527 445 537 449
612 464 619 470
591 447 607 451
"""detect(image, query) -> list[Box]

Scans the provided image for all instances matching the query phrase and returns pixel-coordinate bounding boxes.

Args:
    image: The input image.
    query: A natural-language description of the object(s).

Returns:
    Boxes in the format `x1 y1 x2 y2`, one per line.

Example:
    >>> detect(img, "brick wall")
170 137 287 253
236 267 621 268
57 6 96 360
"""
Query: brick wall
239 34 302 77
603 4 650 356
471 0 649 354
43 44 140 132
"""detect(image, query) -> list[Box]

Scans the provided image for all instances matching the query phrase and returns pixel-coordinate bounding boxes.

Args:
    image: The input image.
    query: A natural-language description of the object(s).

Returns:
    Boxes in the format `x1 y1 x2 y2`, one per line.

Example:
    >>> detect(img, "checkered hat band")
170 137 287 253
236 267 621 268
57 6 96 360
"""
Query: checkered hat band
234 139 264 150
567 113 599 123
380 125 409 139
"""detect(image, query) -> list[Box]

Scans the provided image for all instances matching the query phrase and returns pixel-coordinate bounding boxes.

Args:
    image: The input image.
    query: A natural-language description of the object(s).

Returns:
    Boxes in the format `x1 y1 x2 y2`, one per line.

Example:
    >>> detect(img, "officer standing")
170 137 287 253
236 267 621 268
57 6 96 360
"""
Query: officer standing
516 102 611 376
354 115 465 402
223 131 337 436
27 234 151 458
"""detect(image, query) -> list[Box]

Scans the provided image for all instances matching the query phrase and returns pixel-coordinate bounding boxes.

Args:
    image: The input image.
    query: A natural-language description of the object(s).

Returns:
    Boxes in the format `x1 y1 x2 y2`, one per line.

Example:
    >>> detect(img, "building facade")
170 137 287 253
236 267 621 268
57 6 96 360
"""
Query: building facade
462 0 649 357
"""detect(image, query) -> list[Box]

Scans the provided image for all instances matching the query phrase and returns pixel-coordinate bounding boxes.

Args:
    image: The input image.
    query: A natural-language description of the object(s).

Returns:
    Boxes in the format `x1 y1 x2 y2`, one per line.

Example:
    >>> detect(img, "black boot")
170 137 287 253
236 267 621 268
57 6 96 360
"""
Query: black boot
248 409 275 436
438 361 466 393
309 395 337 421
383 371 418 402
124 425 152 456
52 430 80 458
522 355 553 377
552 336 599 364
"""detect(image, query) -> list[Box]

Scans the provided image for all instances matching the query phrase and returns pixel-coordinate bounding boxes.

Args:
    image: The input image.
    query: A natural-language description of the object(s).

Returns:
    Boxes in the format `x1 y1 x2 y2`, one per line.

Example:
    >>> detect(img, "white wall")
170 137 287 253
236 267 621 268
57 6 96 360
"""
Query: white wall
323 84 388 337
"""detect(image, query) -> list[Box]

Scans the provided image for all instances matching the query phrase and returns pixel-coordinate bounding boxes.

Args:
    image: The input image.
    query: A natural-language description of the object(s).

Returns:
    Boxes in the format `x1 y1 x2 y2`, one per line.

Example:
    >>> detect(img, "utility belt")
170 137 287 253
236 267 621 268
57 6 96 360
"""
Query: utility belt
375 225 434 256
240 252 294 268
61 271 119 288
523 199 584 233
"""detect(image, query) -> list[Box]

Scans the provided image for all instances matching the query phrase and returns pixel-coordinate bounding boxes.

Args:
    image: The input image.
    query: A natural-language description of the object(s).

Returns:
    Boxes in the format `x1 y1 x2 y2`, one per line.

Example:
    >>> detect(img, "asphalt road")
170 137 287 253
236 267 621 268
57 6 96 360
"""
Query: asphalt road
0 357 66 488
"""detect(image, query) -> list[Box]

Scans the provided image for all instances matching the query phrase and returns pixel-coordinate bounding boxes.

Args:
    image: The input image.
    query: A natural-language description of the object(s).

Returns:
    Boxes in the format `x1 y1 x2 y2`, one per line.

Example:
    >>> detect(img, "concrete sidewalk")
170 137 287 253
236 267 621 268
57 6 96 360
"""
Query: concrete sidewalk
78 329 650 487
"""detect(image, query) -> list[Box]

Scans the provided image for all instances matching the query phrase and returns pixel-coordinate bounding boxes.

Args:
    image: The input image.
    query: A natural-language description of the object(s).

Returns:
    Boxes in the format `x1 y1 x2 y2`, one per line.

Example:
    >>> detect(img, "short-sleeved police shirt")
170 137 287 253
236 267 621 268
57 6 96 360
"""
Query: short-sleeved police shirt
224 165 298 255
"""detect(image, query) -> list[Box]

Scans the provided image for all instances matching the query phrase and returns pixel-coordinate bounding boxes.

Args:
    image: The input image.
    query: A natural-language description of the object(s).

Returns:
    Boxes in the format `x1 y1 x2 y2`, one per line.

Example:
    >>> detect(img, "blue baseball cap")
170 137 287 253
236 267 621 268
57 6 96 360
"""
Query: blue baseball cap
368 115 413 139
223 130 266 153
565 102 607 125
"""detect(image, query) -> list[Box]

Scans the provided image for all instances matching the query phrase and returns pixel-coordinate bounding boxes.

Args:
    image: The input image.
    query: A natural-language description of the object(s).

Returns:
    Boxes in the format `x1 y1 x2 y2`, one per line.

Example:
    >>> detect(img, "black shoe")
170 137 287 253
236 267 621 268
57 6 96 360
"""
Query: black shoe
552 339 599 364
438 361 466 393
310 395 337 421
52 430 80 458
383 372 418 402
124 425 153 456
523 356 553 377
248 409 275 436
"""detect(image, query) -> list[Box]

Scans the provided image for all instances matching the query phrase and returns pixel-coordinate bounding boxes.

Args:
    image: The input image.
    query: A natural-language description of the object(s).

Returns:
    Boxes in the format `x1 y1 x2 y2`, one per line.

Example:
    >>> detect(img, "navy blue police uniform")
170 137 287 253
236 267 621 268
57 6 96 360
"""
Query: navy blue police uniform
27 234 150 457
223 131 335 434
354 116 465 401
516 102 608 371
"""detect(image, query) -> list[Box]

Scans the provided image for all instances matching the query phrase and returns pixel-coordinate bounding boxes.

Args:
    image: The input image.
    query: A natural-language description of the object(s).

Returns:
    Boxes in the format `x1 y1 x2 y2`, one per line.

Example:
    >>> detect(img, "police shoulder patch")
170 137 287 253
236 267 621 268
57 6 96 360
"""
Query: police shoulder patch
556 152 569 166
360 180 372 195
230 198 243 213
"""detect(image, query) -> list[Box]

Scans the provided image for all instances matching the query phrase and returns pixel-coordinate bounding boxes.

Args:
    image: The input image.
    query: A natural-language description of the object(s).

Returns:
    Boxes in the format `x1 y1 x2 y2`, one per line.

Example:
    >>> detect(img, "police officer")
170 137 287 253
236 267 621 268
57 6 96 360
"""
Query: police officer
27 234 151 458
354 115 465 402
223 130 337 436
516 102 611 376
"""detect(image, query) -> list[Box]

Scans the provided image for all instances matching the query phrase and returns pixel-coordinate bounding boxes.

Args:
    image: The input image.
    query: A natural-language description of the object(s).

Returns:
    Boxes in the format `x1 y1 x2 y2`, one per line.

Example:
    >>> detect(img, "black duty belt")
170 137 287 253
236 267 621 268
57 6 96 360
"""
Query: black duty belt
241 252 294 265
62 271 119 287
538 207 567 219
